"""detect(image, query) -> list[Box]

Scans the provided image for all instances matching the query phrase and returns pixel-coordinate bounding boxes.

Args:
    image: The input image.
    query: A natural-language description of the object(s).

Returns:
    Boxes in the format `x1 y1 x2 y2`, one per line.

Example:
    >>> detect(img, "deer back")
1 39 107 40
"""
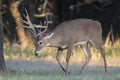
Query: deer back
50 19 102 45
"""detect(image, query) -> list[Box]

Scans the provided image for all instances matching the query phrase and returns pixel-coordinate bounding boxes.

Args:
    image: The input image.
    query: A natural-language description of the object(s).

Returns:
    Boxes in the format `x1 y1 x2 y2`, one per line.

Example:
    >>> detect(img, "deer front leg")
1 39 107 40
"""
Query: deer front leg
56 48 66 72
80 44 92 74
66 45 73 76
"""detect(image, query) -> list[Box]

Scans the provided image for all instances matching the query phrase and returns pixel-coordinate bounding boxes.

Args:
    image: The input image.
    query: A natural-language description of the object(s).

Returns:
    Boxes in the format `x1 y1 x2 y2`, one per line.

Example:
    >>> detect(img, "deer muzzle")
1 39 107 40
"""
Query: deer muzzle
35 52 40 56
35 48 45 56
35 50 41 56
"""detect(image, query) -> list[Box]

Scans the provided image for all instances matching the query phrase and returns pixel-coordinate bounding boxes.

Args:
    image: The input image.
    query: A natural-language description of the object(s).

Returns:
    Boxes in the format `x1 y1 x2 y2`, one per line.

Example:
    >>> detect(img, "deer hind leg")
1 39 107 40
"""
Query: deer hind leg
80 43 92 74
89 40 107 72
96 47 107 72
56 48 66 72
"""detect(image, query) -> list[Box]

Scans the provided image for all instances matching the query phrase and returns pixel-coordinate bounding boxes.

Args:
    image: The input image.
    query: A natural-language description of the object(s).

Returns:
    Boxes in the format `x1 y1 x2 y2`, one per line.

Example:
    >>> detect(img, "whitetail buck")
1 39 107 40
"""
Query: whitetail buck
21 10 107 76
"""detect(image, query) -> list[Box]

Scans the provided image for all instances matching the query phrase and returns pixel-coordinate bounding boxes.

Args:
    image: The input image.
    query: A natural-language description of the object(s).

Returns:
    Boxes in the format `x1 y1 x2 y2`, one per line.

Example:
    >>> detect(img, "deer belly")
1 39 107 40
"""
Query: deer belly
60 41 87 49
61 45 67 49
74 41 88 45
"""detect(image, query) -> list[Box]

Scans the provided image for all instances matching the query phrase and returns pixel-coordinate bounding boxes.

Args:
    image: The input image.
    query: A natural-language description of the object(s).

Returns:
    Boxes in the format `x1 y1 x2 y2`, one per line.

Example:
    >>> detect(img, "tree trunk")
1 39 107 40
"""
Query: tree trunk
10 1 28 50
0 0 6 72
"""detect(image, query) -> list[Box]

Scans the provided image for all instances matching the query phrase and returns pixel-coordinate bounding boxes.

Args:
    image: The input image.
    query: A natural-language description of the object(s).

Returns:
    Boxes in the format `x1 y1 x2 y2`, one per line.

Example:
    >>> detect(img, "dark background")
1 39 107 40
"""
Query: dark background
2 0 120 46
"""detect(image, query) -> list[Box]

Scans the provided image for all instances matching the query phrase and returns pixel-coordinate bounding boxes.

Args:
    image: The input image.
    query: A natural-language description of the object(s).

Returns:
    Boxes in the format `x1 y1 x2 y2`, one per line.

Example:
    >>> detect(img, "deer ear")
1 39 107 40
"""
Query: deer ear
46 33 54 39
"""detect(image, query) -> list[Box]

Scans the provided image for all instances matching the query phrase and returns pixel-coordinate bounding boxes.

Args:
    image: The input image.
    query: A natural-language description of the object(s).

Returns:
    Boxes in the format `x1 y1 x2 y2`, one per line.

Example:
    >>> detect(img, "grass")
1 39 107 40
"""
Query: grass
4 41 120 59
0 58 120 80
2 56 120 80
2 41 120 80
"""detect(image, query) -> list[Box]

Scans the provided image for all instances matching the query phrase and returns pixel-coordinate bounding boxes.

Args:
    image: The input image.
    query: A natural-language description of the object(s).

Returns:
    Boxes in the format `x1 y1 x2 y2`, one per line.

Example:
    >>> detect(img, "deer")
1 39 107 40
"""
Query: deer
20 9 107 76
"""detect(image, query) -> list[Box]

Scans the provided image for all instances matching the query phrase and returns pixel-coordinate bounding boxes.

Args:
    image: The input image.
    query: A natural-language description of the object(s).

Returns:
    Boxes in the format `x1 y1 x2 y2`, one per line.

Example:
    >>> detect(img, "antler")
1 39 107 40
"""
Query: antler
18 9 49 37
19 9 37 36
36 16 53 36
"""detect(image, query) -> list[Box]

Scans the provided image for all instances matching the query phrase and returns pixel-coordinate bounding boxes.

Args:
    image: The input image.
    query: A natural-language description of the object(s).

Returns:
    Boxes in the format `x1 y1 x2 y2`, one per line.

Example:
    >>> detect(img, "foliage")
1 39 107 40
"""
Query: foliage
2 0 120 45
105 40 120 58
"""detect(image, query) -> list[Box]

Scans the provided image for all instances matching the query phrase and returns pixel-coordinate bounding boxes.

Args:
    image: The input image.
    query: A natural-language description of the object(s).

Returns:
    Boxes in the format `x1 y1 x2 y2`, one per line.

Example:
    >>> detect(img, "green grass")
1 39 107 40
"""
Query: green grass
2 41 120 80
0 64 120 80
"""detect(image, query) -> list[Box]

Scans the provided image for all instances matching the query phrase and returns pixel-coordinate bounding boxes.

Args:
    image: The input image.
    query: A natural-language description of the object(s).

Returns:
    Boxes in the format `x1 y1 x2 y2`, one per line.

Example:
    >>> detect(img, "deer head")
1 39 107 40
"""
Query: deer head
35 32 54 56
20 9 52 56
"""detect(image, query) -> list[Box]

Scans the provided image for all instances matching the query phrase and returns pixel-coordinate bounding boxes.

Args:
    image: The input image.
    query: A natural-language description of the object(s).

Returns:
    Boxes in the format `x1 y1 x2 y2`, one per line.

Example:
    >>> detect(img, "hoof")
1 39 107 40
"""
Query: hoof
79 71 83 75
65 71 70 76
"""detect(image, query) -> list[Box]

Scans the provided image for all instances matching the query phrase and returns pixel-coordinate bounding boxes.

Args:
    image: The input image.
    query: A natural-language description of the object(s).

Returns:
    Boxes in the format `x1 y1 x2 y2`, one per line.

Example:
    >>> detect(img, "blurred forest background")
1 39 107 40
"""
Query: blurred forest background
2 0 120 48
1 0 120 60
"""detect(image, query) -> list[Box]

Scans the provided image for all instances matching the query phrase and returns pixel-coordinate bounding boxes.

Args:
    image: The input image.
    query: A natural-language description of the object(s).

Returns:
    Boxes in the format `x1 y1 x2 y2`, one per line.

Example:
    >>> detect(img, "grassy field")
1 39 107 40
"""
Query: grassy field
2 41 120 80
0 58 120 80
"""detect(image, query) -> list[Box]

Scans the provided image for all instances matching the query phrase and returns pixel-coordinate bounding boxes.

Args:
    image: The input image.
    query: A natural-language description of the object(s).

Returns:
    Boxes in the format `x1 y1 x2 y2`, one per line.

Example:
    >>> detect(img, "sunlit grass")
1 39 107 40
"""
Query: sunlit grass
105 40 120 58
3 40 120 59
2 41 120 80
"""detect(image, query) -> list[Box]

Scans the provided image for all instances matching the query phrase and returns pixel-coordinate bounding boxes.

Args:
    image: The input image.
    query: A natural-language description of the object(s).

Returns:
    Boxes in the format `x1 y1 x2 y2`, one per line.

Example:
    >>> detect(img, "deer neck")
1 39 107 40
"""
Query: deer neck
46 31 61 47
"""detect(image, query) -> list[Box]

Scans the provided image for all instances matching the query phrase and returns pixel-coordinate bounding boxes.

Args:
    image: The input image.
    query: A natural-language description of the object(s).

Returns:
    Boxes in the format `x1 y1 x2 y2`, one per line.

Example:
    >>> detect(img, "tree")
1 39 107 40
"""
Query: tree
0 0 6 72
10 1 28 50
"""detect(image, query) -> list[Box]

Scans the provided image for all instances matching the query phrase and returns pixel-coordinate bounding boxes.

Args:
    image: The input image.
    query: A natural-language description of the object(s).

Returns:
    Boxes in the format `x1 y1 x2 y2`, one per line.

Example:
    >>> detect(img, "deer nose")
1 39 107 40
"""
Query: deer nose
35 52 40 56
35 49 44 56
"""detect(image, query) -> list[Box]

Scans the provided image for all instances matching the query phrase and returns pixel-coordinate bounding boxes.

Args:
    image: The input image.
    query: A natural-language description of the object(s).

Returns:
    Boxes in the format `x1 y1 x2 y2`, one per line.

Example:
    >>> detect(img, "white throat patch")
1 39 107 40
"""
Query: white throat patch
74 41 87 45
61 45 67 48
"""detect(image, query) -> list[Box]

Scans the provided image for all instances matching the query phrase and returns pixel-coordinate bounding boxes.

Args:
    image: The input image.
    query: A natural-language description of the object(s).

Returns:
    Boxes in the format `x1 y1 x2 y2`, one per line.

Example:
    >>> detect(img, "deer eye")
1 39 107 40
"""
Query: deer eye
38 41 42 45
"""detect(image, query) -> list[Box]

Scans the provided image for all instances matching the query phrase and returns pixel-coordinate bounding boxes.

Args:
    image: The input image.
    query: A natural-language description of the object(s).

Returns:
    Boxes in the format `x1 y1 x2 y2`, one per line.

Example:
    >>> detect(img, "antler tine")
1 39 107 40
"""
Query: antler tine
24 9 34 27
40 16 48 33
35 28 42 37
46 16 49 27
16 26 34 29
20 16 29 25
35 21 46 37
33 21 48 28
23 9 37 36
